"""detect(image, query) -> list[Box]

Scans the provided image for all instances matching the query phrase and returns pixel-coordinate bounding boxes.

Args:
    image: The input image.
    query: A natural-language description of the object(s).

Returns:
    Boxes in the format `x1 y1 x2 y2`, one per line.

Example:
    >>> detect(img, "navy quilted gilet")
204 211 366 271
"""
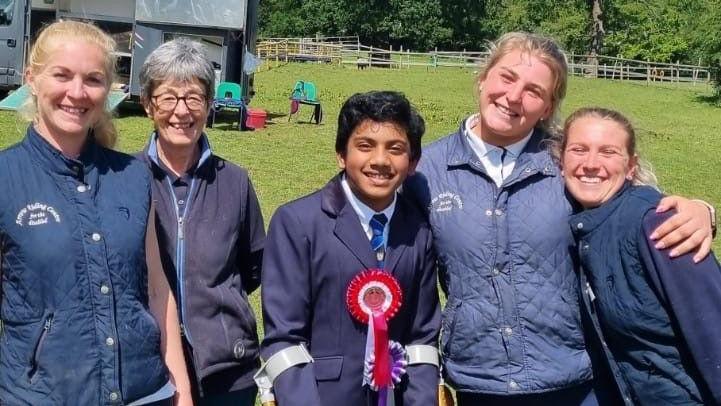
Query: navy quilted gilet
405 122 592 394
0 127 168 405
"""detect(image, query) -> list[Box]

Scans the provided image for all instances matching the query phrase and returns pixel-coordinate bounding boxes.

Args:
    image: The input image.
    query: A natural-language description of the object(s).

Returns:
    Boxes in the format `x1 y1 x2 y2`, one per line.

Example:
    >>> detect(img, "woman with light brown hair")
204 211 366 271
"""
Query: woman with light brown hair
405 32 715 405
0 20 190 405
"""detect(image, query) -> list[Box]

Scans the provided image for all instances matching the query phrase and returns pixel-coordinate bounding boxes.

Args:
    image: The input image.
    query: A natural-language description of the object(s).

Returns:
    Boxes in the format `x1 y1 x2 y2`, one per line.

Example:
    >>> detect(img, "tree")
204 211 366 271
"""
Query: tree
588 0 605 56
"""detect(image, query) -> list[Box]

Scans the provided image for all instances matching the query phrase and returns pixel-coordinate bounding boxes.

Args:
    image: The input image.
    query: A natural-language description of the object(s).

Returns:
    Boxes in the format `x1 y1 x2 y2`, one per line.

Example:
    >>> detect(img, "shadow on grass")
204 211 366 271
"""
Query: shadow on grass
693 93 721 108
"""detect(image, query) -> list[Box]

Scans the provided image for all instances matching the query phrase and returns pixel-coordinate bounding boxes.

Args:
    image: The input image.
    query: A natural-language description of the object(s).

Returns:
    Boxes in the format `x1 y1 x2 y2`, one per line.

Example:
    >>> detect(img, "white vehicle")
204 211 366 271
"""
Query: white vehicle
0 0 259 100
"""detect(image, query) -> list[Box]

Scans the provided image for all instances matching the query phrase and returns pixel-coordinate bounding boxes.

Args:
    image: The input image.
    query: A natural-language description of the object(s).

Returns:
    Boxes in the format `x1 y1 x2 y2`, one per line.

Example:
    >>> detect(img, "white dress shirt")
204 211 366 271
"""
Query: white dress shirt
341 175 396 243
464 114 533 187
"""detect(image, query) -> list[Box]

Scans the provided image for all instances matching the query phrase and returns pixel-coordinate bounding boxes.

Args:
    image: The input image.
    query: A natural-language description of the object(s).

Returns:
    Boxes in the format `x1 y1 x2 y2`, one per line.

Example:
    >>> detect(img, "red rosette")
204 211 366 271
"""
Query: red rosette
346 269 403 324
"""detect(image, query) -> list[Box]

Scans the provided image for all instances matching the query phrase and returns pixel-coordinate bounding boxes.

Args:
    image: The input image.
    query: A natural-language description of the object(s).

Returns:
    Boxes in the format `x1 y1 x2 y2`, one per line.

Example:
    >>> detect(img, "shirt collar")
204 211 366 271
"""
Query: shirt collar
147 132 212 177
340 174 396 230
464 113 533 159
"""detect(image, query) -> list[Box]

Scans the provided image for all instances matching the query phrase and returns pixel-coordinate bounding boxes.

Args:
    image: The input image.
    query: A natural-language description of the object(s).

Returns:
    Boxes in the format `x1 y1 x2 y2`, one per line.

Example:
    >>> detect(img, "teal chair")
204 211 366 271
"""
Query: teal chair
289 80 323 124
208 81 247 130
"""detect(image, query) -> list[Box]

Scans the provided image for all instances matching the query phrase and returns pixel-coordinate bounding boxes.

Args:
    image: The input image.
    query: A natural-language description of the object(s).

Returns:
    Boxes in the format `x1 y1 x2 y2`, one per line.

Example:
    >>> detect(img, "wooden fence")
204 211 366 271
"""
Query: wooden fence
255 38 712 85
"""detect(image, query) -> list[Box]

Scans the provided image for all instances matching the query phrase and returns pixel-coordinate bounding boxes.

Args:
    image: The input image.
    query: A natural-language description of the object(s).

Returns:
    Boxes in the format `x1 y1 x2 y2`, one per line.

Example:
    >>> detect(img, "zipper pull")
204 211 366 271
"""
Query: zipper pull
586 282 596 302
44 316 53 331
178 217 184 240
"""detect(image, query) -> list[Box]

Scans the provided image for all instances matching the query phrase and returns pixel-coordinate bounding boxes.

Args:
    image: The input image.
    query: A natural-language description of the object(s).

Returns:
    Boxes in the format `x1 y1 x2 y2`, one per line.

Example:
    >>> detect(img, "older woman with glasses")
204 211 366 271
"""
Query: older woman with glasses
138 38 266 406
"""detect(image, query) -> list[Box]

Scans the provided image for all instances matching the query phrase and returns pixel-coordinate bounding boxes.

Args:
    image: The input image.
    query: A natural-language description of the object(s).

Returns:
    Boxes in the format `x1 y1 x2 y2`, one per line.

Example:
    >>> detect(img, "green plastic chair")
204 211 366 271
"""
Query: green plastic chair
289 80 322 124
208 81 247 130
216 82 242 100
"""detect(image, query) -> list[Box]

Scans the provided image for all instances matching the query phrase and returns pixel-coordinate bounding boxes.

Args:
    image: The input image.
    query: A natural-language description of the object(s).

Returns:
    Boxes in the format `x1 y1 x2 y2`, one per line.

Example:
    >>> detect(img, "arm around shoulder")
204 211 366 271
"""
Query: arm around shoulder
653 196 714 261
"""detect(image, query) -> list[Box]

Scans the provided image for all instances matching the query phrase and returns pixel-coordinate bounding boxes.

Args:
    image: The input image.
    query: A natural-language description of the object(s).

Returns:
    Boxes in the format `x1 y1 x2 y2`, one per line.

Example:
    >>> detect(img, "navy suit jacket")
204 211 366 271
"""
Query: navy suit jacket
261 174 441 406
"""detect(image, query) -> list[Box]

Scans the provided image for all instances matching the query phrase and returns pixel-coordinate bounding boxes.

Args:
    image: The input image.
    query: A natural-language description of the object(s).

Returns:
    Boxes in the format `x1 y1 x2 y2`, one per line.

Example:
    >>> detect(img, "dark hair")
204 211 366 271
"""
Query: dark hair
336 91 424 161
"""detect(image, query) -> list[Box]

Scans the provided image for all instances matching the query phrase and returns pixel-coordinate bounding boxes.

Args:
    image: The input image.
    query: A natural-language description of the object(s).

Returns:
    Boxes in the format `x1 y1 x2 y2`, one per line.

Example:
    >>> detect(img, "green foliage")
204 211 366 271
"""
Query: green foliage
260 0 721 75
260 0 450 51
602 1 691 62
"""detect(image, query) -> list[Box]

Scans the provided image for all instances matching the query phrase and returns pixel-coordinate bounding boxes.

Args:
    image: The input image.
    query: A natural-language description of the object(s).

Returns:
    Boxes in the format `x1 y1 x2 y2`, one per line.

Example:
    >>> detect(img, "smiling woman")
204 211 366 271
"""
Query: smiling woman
137 38 266 406
403 31 715 406
561 107 721 404
21 20 117 155
0 20 191 405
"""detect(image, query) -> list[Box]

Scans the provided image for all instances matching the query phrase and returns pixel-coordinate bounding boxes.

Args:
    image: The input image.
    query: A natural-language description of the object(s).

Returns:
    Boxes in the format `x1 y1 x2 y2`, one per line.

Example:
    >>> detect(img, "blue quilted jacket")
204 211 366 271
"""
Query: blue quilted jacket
405 121 592 394
0 127 168 405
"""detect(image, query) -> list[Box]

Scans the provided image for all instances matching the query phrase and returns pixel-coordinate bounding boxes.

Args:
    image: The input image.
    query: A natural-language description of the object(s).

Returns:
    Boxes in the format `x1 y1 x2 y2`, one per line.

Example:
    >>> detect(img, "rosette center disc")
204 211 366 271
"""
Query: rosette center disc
363 286 386 311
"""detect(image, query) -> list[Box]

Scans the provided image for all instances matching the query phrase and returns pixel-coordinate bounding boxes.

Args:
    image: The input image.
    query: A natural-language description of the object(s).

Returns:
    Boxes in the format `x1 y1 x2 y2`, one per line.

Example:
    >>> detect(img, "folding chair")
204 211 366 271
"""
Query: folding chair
207 81 248 130
288 80 323 124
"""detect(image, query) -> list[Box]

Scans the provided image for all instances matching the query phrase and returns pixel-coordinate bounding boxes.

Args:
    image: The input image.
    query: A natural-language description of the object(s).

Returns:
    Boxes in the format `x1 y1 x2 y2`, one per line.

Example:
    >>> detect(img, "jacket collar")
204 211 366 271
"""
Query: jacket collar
320 173 411 273
22 125 100 178
446 117 559 184
569 181 633 238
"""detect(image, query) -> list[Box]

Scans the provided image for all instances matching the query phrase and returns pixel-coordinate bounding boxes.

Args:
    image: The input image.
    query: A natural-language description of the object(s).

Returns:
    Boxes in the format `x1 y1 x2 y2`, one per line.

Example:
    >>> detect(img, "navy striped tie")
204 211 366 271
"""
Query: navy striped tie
500 147 508 180
370 213 388 267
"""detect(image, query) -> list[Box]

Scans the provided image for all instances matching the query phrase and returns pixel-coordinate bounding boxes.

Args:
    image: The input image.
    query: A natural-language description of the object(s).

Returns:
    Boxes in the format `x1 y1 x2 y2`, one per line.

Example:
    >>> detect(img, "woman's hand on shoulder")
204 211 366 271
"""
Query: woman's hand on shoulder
651 195 713 263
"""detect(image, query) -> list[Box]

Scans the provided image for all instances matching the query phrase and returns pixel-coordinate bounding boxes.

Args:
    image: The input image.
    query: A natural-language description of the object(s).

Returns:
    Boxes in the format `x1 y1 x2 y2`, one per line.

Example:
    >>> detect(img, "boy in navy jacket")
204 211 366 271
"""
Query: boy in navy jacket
259 91 440 406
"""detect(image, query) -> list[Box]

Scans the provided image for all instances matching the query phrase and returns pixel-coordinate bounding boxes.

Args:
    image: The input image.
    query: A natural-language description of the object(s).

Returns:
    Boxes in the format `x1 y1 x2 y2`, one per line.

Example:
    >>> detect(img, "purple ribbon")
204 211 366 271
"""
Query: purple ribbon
363 340 408 406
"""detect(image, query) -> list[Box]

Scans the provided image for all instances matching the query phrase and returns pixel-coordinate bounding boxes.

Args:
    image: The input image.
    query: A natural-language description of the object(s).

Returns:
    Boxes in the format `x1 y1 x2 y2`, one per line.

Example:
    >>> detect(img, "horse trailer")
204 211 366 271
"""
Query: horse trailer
0 0 259 100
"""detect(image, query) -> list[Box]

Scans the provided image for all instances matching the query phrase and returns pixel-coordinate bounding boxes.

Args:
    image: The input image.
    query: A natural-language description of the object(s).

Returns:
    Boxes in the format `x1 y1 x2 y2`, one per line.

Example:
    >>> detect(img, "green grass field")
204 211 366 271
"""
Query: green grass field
0 63 718 402
1 64 718 234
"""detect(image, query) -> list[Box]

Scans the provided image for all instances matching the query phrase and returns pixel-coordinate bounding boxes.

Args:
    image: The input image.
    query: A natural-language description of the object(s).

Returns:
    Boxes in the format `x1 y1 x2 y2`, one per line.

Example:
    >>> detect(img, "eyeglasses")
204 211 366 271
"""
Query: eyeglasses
151 93 207 112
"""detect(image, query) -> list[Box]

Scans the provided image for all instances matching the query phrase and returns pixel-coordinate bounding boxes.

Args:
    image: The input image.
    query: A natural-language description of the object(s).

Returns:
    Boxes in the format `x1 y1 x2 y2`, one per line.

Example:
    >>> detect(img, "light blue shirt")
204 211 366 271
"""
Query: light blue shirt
464 114 532 187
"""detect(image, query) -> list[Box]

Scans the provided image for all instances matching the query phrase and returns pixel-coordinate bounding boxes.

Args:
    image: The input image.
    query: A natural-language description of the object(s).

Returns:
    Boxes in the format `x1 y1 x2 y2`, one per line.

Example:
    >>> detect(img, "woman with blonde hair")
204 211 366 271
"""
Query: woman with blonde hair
405 32 715 405
0 20 191 405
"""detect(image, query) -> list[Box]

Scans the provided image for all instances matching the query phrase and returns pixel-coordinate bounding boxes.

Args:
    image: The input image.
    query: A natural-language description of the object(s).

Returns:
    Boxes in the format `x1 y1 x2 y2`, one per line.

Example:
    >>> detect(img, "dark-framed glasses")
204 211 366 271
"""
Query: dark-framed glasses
152 93 207 112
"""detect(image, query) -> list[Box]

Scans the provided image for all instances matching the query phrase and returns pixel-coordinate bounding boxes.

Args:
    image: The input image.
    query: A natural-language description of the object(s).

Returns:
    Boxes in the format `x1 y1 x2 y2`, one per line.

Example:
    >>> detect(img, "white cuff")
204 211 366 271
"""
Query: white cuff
405 344 439 367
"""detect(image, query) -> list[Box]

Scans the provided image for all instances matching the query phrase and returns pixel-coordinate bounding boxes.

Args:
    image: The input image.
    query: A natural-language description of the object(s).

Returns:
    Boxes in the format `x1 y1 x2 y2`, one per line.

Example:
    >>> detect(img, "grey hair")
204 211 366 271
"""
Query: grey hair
139 37 215 103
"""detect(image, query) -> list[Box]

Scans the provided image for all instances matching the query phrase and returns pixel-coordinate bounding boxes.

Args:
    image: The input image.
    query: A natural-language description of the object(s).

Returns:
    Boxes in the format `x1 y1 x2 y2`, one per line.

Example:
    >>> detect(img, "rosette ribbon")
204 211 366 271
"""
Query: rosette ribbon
346 269 403 406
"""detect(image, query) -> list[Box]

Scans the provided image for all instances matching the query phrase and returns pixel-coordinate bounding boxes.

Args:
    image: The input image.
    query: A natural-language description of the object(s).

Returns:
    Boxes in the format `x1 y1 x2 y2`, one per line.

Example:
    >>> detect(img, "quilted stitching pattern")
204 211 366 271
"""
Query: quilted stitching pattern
407 128 592 393
0 130 167 404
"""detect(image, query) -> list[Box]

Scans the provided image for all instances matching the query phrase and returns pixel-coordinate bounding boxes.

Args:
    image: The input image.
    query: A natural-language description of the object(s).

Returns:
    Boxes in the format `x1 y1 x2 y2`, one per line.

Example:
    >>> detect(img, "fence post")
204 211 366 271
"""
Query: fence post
646 60 650 85
594 58 599 78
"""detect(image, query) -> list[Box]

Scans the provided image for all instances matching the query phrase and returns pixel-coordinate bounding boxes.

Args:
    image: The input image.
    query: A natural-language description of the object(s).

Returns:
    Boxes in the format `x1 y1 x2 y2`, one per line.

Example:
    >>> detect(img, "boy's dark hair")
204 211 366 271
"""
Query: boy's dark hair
336 91 424 161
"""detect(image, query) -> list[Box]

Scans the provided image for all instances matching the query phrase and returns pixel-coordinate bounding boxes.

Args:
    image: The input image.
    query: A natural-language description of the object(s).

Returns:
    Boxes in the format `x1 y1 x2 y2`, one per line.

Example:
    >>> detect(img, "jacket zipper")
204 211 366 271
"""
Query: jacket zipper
166 177 197 345
29 314 53 382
